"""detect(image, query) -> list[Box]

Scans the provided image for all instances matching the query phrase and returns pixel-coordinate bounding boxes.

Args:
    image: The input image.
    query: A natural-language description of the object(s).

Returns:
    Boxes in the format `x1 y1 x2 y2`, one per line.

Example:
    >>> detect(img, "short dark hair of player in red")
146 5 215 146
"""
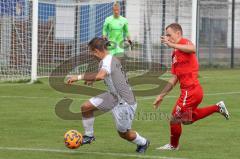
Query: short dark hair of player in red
166 23 183 35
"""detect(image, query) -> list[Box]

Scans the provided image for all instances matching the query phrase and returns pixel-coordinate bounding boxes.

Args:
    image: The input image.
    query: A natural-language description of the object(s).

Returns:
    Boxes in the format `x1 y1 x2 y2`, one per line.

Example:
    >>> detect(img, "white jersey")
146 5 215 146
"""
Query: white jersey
99 54 135 105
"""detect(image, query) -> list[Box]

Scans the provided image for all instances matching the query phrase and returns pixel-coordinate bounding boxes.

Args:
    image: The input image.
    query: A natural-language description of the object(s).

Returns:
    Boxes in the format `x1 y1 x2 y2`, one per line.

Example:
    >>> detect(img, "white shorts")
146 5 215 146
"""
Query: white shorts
89 92 137 132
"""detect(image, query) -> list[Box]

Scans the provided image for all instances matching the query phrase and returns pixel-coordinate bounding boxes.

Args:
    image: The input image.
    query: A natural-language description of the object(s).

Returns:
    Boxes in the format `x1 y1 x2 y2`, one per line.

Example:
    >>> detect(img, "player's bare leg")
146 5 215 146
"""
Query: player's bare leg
118 130 150 153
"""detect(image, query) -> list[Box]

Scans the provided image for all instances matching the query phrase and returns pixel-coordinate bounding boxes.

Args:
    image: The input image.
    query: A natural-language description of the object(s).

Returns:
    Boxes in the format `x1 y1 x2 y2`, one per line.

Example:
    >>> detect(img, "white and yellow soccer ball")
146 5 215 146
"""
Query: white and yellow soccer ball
64 130 83 149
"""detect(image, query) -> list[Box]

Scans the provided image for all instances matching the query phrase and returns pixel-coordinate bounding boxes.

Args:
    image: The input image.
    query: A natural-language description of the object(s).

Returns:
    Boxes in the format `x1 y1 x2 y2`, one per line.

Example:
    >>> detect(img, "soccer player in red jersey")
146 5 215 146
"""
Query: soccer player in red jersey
153 23 230 150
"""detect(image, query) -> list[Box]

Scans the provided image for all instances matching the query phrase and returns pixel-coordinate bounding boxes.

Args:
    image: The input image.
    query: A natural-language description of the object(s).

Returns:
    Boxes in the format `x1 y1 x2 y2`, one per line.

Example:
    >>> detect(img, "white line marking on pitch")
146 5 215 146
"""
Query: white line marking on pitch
0 147 187 159
0 91 239 100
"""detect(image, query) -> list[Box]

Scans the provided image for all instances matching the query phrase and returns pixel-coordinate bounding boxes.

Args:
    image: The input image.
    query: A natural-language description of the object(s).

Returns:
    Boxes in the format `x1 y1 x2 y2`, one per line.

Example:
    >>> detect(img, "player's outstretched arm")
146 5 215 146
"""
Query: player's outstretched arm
153 75 178 110
161 36 196 53
67 72 98 84
171 43 196 53
67 69 108 85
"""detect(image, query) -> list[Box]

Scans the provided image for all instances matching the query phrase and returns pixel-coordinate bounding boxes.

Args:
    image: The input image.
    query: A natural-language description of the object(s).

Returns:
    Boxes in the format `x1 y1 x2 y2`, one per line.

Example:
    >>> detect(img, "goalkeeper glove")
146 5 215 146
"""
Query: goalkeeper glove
128 40 133 49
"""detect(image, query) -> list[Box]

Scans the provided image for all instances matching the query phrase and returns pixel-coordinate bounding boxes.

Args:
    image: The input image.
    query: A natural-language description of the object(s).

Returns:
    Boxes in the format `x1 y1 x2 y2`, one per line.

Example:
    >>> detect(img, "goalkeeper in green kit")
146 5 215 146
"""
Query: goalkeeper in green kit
102 2 133 57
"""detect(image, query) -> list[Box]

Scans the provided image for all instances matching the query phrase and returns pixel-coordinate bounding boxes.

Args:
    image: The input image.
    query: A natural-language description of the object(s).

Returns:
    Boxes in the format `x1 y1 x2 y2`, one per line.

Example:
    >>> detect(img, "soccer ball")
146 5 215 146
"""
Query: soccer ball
64 130 83 149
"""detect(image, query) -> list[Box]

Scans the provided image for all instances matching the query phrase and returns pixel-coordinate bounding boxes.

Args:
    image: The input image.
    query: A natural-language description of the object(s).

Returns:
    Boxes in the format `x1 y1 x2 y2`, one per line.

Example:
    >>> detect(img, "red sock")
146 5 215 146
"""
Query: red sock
170 123 182 148
192 105 219 122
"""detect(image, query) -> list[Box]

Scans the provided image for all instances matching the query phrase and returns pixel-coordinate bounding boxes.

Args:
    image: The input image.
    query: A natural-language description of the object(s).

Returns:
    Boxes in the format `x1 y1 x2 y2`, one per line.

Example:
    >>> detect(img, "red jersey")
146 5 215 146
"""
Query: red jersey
171 38 200 89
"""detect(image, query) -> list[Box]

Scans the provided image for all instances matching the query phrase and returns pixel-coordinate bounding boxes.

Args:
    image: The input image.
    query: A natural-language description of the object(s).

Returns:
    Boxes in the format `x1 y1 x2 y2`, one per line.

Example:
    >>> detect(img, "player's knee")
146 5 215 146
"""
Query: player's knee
171 114 193 125
81 102 94 115
171 118 193 125
81 104 88 113
170 116 181 124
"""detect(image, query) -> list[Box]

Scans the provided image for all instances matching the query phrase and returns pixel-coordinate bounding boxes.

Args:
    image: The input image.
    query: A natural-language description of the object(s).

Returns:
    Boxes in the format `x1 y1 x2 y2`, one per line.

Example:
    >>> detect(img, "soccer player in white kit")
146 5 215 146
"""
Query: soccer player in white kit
67 37 150 153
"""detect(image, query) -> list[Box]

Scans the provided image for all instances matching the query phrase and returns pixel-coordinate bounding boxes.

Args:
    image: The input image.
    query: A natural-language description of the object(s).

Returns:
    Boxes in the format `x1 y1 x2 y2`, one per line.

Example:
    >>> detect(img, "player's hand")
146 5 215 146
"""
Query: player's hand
128 39 133 46
67 75 78 85
161 36 175 48
153 95 164 110
128 40 134 50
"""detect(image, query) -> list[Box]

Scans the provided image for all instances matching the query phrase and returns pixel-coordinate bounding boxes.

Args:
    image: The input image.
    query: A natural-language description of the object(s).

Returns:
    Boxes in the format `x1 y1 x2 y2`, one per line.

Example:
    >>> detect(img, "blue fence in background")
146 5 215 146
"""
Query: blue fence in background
0 0 26 16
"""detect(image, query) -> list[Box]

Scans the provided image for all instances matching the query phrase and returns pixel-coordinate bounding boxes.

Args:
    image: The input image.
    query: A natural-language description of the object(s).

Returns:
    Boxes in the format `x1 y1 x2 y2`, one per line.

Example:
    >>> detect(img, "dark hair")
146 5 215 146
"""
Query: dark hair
166 23 183 35
88 37 110 52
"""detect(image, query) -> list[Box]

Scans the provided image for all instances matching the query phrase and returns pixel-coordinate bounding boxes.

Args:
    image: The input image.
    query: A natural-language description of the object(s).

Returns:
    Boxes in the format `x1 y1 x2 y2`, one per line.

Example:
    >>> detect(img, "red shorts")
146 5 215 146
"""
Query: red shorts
172 85 203 122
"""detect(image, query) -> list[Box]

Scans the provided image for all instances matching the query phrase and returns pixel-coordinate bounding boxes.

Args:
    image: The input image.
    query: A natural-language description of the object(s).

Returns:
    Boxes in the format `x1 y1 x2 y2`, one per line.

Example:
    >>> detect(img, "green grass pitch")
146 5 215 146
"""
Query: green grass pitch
0 69 239 159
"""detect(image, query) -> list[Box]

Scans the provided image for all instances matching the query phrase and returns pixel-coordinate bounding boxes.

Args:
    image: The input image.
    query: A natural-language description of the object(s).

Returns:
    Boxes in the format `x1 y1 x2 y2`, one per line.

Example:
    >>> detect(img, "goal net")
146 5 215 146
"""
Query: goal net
0 0 194 81
0 0 32 81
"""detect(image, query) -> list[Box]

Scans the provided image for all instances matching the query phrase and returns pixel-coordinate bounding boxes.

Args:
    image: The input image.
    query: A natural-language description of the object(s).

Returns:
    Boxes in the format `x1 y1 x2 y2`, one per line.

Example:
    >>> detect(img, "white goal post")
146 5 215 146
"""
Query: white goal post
31 0 38 83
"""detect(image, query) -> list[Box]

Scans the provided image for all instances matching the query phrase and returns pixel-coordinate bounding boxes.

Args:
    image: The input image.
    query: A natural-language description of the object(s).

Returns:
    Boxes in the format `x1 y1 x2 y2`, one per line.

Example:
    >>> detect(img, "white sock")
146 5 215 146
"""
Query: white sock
82 117 94 137
132 132 147 146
